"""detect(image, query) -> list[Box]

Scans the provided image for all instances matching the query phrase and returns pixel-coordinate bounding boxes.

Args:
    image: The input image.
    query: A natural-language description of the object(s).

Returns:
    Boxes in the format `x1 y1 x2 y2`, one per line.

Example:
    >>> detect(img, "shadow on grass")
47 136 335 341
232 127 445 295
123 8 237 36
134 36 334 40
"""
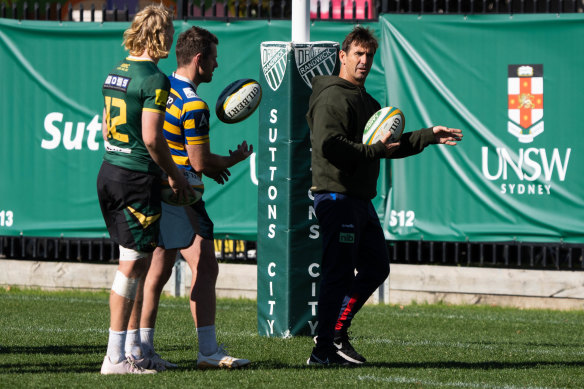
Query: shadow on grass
3 359 584 374
0 344 103 355
246 359 584 370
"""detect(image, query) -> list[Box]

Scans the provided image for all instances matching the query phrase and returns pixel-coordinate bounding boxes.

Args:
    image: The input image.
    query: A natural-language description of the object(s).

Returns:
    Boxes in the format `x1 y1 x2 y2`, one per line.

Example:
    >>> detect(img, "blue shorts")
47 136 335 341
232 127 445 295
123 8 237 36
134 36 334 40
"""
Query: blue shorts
158 200 214 249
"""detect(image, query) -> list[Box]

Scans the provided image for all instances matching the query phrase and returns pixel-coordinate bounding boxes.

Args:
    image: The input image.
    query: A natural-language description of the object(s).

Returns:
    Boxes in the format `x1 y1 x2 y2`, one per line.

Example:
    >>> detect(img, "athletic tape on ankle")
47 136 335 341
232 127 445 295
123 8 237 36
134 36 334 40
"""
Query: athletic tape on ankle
118 245 148 261
111 270 139 299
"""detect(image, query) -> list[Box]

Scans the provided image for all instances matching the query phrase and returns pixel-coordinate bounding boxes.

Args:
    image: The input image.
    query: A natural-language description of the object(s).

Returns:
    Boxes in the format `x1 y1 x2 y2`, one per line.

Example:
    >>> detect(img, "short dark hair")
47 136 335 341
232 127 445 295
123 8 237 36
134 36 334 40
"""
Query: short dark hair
341 26 378 54
175 26 219 67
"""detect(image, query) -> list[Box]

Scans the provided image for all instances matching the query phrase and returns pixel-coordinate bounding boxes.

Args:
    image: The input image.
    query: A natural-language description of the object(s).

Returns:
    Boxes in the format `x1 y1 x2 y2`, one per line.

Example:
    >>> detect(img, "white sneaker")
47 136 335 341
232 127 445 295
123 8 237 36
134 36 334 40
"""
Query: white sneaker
128 355 166 372
100 356 157 375
197 344 251 369
150 353 178 369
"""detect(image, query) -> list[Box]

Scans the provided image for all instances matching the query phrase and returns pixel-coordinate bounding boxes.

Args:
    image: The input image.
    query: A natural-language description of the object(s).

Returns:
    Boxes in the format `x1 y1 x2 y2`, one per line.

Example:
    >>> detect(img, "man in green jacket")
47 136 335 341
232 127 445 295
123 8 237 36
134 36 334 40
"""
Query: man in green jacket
306 26 463 366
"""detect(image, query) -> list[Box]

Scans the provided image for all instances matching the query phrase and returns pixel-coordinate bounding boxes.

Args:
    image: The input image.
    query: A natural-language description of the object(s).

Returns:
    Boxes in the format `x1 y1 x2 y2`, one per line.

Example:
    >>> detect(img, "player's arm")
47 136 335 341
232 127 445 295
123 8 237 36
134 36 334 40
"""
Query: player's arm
186 141 252 184
142 110 194 200
102 107 108 141
382 126 462 159
314 104 386 172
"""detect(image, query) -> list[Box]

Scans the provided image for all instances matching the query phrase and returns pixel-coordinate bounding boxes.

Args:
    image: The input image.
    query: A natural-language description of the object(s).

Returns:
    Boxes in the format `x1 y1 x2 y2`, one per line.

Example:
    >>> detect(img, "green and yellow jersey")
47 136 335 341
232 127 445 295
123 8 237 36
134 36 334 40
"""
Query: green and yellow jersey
102 56 170 174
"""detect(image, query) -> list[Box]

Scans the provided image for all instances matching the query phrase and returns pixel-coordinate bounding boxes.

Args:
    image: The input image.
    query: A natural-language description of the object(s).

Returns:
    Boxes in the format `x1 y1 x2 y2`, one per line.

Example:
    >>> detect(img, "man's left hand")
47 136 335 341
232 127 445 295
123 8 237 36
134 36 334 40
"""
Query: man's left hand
433 126 463 146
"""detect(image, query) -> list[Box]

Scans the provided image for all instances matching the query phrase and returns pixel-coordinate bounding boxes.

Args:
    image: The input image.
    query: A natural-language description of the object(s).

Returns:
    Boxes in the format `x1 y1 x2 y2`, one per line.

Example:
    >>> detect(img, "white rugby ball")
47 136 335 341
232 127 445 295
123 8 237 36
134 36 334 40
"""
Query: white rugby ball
362 106 405 145
215 79 262 124
161 169 204 206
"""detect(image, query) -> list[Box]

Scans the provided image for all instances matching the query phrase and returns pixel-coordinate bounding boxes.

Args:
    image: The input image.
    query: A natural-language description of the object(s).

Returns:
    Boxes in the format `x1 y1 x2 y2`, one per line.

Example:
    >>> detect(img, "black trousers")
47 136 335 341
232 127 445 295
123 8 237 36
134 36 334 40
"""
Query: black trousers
314 192 390 345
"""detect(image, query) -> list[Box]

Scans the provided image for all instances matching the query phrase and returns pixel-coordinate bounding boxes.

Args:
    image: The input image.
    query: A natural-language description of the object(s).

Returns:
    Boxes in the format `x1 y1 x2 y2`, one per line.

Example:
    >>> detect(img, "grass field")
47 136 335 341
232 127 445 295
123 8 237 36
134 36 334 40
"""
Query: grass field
1 287 583 388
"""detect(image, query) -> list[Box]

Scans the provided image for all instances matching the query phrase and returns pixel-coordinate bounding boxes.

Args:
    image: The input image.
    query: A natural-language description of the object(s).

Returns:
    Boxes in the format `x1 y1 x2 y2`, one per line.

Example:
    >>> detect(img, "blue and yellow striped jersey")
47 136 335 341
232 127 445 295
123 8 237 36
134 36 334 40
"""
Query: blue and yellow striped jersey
164 73 210 173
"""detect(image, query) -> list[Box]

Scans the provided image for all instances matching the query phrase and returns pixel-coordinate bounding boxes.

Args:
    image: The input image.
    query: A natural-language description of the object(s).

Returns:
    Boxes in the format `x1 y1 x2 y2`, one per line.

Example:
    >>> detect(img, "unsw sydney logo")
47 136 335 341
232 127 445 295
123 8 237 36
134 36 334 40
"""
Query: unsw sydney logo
480 64 572 196
261 42 338 91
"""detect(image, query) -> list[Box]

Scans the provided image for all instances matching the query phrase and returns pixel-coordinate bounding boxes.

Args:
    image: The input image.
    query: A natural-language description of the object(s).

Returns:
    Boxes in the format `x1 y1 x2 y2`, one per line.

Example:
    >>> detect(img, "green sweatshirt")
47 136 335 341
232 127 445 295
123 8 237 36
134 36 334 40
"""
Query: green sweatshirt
307 75 435 200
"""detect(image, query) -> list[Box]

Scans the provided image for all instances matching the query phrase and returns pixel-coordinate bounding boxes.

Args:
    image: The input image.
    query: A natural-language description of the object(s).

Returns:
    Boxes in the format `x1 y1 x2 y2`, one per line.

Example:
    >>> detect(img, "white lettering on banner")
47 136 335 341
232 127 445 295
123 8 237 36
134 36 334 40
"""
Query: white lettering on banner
309 225 319 239
308 205 316 220
270 109 278 124
269 127 278 142
249 153 258 185
308 189 319 239
268 224 276 238
481 146 571 196
501 184 551 195
308 301 318 316
266 110 278 240
0 210 14 227
269 300 276 315
268 262 276 277
308 263 320 278
269 166 277 181
308 321 318 335
312 282 316 297
269 147 277 161
268 204 277 219
389 210 416 228
269 281 273 296
267 320 274 334
42 113 101 151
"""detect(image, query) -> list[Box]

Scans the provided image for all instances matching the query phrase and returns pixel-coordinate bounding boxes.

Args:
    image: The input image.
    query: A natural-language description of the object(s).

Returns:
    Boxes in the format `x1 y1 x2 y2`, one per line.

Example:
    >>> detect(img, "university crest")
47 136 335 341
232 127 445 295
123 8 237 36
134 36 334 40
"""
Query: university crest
508 64 544 143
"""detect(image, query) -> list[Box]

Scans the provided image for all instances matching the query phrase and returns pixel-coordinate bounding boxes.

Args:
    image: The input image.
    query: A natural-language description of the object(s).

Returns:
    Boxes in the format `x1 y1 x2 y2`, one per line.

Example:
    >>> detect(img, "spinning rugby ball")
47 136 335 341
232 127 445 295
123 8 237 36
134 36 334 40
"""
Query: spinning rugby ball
215 79 262 124
362 106 405 145
161 169 204 206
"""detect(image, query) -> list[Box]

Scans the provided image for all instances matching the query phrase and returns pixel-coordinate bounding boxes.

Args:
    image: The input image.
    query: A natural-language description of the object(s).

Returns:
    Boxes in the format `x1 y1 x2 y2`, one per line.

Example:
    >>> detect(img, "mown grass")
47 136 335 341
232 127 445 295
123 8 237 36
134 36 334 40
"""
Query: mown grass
1 287 583 388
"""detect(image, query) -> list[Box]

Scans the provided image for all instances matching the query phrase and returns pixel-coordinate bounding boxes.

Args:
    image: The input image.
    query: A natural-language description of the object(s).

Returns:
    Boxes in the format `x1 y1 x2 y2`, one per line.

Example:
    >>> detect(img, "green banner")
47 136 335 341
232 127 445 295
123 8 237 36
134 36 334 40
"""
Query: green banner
256 42 340 337
0 19 381 241
380 14 584 243
1 16 581 244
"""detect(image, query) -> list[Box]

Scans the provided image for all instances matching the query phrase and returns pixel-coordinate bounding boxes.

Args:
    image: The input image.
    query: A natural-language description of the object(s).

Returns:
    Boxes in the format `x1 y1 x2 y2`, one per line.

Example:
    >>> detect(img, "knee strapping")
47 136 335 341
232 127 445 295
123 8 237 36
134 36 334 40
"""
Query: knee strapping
119 245 148 261
111 270 139 299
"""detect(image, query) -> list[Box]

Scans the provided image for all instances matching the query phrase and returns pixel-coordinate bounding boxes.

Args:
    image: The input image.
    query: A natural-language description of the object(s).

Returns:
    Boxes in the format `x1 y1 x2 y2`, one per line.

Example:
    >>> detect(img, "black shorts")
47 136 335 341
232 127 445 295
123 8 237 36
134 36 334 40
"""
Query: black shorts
96 161 162 253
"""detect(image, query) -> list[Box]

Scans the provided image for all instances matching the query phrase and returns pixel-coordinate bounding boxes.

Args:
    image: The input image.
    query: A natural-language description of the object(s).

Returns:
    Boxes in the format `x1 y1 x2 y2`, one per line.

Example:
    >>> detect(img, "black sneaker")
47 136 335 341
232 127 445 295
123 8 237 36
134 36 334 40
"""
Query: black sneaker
307 345 356 366
333 334 366 364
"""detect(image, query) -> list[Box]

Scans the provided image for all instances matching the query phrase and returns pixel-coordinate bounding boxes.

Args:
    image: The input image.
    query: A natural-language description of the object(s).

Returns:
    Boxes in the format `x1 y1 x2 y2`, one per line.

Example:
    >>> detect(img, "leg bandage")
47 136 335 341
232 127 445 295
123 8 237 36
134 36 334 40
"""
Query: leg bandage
111 270 139 300
119 245 149 261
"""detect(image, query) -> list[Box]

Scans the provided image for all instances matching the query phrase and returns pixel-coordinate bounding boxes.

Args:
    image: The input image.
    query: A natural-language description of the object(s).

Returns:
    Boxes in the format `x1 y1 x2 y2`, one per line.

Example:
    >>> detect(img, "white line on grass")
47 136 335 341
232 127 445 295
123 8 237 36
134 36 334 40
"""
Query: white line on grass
357 374 563 389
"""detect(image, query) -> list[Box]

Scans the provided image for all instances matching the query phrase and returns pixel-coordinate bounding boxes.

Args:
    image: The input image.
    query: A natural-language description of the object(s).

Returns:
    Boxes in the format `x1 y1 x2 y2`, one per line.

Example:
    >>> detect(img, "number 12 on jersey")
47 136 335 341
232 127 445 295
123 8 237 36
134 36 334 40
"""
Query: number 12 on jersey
104 96 128 143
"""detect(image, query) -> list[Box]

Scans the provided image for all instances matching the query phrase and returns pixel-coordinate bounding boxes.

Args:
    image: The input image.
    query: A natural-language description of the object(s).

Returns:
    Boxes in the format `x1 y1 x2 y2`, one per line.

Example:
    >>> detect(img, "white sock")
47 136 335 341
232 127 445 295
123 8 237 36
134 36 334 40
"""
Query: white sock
196 325 218 356
124 329 143 359
106 328 126 364
140 328 155 358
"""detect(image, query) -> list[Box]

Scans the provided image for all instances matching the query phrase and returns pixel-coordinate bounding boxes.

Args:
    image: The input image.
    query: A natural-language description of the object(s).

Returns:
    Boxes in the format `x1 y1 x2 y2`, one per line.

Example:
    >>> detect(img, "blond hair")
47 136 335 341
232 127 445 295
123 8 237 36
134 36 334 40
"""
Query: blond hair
123 4 173 59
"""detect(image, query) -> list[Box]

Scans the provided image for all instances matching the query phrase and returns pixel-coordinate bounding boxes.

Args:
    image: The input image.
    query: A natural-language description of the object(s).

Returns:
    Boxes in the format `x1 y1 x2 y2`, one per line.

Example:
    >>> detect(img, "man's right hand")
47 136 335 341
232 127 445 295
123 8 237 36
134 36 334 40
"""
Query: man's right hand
229 140 253 163
210 168 231 185
380 131 400 157
168 171 196 205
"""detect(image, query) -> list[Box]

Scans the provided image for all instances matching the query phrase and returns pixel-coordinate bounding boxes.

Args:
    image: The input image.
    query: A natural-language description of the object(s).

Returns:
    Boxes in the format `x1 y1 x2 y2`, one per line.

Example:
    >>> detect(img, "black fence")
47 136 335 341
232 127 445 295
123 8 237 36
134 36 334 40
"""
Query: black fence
0 234 582 270
0 235 257 263
1 0 582 22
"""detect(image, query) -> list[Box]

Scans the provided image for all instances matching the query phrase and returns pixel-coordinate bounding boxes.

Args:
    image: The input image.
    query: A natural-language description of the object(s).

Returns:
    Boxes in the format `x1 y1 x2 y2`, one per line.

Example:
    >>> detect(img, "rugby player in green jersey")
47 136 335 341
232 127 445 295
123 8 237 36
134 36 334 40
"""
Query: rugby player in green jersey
97 4 194 375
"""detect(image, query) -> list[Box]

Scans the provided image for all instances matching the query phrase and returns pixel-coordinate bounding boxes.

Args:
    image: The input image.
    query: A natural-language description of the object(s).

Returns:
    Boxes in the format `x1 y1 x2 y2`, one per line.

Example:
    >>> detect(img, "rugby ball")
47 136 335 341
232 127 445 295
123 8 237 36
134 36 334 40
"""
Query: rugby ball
362 106 405 145
215 79 262 124
161 169 204 206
